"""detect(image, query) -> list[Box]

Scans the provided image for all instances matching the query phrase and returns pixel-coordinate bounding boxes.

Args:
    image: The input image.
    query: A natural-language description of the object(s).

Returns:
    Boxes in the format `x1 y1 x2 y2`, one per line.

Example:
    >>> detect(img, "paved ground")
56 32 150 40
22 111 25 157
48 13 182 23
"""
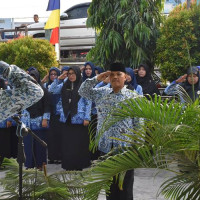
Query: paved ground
0 163 174 200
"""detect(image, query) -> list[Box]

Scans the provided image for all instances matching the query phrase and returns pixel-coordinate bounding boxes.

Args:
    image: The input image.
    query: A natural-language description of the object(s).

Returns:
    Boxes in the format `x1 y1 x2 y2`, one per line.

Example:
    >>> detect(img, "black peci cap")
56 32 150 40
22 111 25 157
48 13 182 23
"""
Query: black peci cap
109 62 126 73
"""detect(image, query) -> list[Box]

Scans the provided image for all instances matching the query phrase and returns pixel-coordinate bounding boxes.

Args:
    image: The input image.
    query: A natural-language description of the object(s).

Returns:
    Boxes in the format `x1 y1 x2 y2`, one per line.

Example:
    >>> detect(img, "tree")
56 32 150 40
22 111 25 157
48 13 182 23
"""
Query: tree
156 2 200 81
0 37 58 77
86 0 165 69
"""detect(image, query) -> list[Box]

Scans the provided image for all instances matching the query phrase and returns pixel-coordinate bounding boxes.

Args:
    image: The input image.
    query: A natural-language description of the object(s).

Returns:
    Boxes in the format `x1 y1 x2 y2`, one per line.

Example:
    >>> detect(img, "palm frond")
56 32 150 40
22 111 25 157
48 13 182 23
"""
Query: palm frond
0 158 84 200
160 161 200 200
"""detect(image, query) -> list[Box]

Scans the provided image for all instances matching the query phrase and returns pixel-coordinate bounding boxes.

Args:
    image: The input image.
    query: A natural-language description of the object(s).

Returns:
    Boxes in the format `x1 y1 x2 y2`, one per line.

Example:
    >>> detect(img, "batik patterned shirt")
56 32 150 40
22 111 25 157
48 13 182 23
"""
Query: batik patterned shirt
21 110 50 130
79 76 141 153
0 64 44 121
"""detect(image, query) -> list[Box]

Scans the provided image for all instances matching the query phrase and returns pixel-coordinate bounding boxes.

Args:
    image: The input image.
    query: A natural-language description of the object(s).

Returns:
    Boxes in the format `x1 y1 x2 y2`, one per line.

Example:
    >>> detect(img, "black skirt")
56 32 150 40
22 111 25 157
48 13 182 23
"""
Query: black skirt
61 118 91 170
47 115 62 161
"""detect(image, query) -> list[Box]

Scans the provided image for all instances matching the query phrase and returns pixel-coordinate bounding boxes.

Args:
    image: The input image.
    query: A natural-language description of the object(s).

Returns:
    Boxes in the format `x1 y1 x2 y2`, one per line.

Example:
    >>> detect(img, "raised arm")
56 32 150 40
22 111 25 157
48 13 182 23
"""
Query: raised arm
164 74 187 96
79 71 111 102
0 61 44 121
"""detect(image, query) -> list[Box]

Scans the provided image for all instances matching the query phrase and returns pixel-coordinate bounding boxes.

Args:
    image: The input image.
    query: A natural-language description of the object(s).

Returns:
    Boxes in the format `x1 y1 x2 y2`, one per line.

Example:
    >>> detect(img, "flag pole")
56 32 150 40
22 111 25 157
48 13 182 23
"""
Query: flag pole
55 8 60 62
55 8 60 63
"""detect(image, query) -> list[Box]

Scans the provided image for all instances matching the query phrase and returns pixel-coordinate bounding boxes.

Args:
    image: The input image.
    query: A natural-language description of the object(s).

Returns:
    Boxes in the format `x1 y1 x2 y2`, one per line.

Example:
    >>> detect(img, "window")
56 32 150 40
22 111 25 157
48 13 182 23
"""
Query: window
61 5 89 21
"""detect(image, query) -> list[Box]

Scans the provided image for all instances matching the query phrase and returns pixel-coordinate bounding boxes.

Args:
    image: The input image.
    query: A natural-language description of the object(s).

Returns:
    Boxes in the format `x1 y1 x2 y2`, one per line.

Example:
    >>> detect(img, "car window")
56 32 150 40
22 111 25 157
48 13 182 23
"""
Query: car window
61 5 89 20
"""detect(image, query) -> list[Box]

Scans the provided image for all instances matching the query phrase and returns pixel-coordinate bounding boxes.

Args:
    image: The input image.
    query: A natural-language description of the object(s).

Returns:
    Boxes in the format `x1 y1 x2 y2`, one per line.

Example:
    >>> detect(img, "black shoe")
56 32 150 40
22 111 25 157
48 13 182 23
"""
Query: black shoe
54 160 62 164
48 160 55 164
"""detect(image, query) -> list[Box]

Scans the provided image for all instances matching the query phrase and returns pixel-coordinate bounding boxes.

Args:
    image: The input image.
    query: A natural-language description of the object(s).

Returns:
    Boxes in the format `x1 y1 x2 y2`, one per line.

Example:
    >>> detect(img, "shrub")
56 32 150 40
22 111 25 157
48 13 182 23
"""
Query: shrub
156 2 200 81
0 37 58 77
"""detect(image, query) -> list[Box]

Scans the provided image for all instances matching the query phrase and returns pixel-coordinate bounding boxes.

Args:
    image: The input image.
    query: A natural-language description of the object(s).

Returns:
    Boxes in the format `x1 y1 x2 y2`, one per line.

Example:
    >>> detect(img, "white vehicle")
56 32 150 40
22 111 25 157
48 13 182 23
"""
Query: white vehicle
27 2 95 51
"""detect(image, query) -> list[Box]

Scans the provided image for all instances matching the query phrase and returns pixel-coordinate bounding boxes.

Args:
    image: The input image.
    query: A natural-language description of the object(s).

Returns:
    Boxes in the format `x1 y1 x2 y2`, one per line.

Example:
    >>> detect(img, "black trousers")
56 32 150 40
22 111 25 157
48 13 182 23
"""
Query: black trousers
106 169 134 200
100 151 134 200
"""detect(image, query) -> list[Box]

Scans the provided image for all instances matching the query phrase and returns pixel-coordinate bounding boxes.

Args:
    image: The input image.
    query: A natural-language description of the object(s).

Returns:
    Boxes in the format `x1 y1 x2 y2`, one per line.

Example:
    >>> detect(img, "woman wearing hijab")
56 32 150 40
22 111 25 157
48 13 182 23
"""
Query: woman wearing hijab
125 67 143 95
82 62 96 81
21 69 50 170
58 66 91 170
82 62 103 161
136 64 160 99
164 66 200 102
47 66 69 164
0 78 11 169
82 61 96 81
42 67 62 164
43 67 61 89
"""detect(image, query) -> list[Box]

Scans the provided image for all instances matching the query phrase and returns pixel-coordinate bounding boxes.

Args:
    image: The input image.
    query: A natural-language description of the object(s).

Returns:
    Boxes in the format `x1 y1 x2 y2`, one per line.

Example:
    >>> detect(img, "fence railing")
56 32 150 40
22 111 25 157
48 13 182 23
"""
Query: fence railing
0 25 95 44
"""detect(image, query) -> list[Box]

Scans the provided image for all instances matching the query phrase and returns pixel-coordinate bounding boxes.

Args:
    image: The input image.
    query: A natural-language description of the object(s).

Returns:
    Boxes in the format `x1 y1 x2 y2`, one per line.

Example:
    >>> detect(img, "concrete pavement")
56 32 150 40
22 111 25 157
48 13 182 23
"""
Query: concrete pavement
0 164 174 199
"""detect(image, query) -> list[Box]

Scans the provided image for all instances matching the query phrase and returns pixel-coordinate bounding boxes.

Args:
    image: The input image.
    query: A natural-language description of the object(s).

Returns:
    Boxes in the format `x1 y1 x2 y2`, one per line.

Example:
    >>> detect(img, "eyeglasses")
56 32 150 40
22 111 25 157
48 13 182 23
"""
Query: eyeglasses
50 73 57 76
68 72 76 76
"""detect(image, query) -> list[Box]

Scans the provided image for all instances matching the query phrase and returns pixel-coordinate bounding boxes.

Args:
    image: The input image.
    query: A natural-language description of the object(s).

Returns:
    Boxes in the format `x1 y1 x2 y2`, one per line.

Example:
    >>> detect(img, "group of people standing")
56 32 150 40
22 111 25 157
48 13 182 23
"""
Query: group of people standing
0 61 160 200
0 62 159 171
1 59 200 200
3 60 200 200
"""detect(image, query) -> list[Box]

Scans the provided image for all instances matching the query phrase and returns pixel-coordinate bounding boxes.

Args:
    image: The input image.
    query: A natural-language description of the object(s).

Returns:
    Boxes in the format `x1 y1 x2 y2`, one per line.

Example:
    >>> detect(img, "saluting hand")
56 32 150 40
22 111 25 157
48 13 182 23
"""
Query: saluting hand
41 74 49 84
176 74 187 83
58 71 68 80
97 71 111 82
103 76 110 84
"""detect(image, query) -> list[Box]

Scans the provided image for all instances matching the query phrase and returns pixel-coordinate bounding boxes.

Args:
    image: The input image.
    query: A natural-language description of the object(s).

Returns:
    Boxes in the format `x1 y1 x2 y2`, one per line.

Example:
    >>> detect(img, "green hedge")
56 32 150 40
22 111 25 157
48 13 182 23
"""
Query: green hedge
0 37 58 77
156 2 200 81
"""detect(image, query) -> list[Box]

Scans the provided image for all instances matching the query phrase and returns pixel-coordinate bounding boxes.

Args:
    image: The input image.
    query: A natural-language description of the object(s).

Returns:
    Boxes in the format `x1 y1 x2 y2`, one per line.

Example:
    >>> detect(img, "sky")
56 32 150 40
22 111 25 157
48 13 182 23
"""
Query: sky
0 0 186 22
0 0 91 22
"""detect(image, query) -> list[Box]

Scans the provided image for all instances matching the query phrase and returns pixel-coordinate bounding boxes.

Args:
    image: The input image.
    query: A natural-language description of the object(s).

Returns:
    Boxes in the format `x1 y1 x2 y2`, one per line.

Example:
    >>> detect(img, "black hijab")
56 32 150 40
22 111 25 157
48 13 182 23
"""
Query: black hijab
61 66 82 117
136 64 160 98
182 66 200 101
27 69 50 118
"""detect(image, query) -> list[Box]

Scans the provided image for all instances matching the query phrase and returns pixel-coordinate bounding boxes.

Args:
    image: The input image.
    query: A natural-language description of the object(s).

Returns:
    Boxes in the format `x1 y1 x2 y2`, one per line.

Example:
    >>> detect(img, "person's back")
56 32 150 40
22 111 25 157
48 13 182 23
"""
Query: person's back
0 61 43 121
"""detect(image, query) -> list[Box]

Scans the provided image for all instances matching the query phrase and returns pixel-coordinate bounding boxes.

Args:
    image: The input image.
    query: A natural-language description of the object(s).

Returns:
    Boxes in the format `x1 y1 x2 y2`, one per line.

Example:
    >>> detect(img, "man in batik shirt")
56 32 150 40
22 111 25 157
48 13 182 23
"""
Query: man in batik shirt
79 62 141 200
0 61 43 121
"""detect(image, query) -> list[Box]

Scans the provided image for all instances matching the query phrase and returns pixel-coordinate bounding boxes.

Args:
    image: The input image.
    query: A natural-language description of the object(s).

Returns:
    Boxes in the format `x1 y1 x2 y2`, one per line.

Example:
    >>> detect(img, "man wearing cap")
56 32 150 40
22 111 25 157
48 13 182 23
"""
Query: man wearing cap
79 62 141 200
